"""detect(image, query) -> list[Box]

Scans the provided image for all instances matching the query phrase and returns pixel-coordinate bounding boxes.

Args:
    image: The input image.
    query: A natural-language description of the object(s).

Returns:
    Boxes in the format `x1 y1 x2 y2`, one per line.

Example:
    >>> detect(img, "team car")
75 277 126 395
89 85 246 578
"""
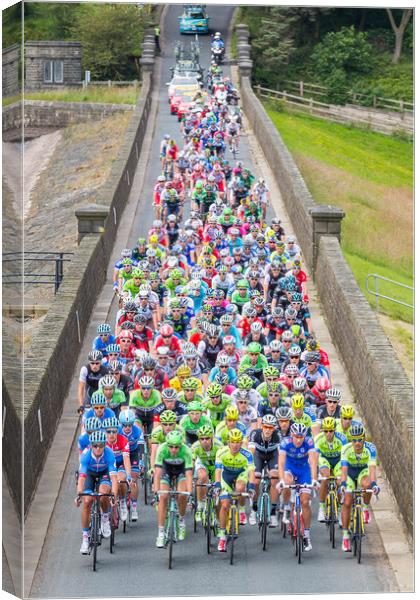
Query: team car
179 5 210 34
167 76 201 102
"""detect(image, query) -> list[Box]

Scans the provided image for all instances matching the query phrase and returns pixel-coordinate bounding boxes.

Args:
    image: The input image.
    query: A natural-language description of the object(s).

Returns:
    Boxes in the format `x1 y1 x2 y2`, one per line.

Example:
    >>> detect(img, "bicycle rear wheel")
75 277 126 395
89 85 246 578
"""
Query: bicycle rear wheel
193 481 198 533
329 493 336 549
205 502 212 554
229 508 236 565
168 512 175 570
92 511 99 571
297 509 303 564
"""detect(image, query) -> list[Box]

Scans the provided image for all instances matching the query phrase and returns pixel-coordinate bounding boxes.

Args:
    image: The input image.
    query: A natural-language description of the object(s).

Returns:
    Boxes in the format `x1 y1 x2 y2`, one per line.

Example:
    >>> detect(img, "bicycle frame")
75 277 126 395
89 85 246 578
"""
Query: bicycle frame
225 492 249 565
158 487 190 569
283 484 313 564
79 491 114 571
349 488 374 564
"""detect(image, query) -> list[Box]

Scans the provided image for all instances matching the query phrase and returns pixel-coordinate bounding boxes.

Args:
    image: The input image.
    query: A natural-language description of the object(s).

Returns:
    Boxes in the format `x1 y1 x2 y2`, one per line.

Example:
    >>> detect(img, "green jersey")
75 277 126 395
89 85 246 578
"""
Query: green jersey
315 431 347 461
179 414 213 444
256 381 288 400
231 290 250 307
165 276 188 297
123 279 144 297
239 354 269 373
118 268 133 282
177 391 204 405
341 441 377 469
204 394 232 428
107 389 127 410
191 438 224 477
150 424 184 445
129 389 161 411
155 442 193 471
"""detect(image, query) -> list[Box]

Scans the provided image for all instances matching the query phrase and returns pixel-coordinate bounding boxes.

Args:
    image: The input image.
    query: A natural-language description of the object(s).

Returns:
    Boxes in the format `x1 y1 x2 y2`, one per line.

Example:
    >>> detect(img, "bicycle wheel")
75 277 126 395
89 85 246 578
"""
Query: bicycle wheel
168 511 175 570
297 509 303 564
355 508 363 564
193 482 198 533
110 506 116 554
329 493 337 548
261 495 269 551
229 508 236 565
205 500 212 554
92 511 99 571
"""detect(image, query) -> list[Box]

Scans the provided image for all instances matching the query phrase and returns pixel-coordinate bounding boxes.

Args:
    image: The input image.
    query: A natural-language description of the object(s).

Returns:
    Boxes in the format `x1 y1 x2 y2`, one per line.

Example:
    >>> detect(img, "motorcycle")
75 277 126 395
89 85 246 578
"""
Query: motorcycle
211 46 224 65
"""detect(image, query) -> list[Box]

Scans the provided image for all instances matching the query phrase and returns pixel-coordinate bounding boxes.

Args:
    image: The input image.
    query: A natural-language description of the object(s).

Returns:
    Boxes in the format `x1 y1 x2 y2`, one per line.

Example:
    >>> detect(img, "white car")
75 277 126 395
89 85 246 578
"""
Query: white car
167 76 201 101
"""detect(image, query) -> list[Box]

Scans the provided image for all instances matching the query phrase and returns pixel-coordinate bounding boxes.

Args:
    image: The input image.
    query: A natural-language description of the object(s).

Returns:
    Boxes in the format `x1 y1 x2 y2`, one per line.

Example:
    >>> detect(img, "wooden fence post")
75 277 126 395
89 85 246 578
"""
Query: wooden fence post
309 98 313 114
299 80 304 97
373 95 377 109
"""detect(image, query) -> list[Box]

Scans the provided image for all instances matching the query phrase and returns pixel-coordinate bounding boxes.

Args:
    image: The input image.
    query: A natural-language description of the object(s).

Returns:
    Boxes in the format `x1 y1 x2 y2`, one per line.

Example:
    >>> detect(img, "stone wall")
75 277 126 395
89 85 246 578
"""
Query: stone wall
236 24 414 535
3 100 134 141
315 237 414 534
17 66 153 514
25 41 82 90
2 44 20 97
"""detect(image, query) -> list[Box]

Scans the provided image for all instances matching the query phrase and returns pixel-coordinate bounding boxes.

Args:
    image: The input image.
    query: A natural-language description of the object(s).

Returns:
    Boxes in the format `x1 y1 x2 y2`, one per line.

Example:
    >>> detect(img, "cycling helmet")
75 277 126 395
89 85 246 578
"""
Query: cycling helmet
291 393 305 409
198 424 214 438
106 344 120 354
89 430 107 444
91 393 107 406
284 364 299 376
237 375 253 390
267 381 282 394
250 321 263 333
142 356 157 370
119 410 136 426
314 376 331 392
263 366 280 378
166 430 184 446
247 342 262 354
326 387 341 400
214 373 229 385
285 307 297 320
225 405 239 420
120 323 135 333
182 377 199 390
139 375 154 387
269 340 282 351
216 354 230 367
222 335 236 346
124 301 137 313
99 375 116 389
321 416 336 432
162 388 178 401
88 350 103 362
97 323 111 334
306 339 320 352
261 414 277 428
121 248 132 258
228 428 243 443
290 422 308 437
281 330 294 342
177 364 191 378
160 324 174 336
187 400 203 412
349 422 365 440
108 360 122 372
160 410 177 424
85 417 102 432
207 383 222 398
292 377 307 392
288 345 301 357
304 351 319 363
122 258 133 266
103 417 119 430
276 406 293 421
341 405 355 419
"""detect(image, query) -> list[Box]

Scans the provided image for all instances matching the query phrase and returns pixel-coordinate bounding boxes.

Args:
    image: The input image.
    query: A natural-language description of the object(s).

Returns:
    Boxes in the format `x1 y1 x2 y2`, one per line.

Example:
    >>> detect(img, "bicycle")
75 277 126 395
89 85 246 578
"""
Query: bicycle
78 491 114 571
225 491 250 565
196 482 217 553
319 475 339 549
256 468 276 551
283 483 314 564
119 480 131 534
158 486 191 569
140 433 153 505
349 488 375 564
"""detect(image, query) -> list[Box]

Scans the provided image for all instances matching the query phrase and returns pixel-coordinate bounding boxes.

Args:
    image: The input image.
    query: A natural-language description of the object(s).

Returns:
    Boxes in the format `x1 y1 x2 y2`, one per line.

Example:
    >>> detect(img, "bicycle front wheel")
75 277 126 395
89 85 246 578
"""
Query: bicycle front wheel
329 493 337 548
261 495 269 551
92 511 99 571
168 512 175 570
229 508 236 566
297 509 303 564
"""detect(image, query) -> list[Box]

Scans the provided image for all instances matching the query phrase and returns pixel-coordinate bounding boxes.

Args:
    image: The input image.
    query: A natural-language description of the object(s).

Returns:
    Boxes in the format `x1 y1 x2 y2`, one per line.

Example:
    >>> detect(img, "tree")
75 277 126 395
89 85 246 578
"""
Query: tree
386 8 412 64
70 4 148 80
252 7 295 71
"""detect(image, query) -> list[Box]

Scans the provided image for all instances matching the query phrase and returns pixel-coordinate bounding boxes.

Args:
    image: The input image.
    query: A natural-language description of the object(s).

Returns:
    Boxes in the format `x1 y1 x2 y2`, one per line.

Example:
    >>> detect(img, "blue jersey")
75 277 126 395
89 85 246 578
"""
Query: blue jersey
92 334 116 355
279 435 318 467
299 365 330 384
78 431 91 453
209 365 237 384
79 446 117 475
82 407 115 426
118 424 144 452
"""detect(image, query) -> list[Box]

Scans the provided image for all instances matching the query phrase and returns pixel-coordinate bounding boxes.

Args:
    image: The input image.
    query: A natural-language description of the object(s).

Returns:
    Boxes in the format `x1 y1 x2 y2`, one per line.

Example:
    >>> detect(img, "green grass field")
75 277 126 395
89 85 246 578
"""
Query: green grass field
3 85 139 106
265 105 413 325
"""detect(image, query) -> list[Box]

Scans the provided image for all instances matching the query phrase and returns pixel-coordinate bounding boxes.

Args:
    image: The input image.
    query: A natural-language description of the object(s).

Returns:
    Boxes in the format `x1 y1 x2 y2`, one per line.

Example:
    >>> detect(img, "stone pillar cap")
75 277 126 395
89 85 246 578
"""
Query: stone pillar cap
309 204 345 219
75 204 110 218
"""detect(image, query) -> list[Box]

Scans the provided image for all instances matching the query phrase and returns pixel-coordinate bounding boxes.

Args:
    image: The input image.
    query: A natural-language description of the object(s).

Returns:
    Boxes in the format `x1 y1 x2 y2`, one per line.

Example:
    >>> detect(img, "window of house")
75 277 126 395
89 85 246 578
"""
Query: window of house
43 60 64 83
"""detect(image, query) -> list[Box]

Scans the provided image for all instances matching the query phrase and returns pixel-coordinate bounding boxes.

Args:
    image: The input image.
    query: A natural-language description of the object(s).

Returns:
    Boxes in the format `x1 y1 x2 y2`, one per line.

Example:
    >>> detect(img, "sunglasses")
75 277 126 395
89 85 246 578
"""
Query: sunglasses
92 443 105 449
199 437 212 441
237 400 248 404
109 353 118 356
92 405 105 410
141 386 153 391
168 445 181 449
268 393 280 398
90 361 101 366
120 339 131 343
144 367 154 371
271 350 281 353
327 400 338 404
106 429 118 434
123 424 133 428
219 365 228 369
99 333 109 337
162 335 172 339
290 356 300 359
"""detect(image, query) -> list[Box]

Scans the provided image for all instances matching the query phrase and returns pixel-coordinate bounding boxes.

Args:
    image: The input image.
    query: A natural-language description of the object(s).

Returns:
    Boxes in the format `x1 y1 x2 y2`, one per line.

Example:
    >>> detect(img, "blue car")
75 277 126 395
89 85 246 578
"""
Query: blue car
179 5 210 34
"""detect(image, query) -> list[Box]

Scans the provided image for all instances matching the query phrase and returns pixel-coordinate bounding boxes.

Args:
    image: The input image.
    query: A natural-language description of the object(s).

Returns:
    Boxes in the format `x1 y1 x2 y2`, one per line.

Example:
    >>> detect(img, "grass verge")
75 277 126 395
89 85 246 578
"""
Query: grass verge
264 104 413 327
3 85 139 106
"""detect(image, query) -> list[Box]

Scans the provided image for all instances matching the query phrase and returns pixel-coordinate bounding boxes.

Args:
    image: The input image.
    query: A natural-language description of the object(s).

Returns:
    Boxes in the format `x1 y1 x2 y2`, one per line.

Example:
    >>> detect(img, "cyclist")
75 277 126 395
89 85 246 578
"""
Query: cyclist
98 374 127 418
129 375 161 435
275 405 293 440
75 430 119 554
290 393 316 435
150 409 184 472
154 386 189 422
92 324 116 356
204 382 232 429
214 428 256 551
179 401 213 446
257 381 288 426
81 392 115 432
215 405 247 445
339 422 379 552
118 409 143 521
78 351 108 410
248 414 281 527
335 404 356 440
191 424 224 522
103 416 133 522
154 430 193 547
315 416 346 522
277 422 319 552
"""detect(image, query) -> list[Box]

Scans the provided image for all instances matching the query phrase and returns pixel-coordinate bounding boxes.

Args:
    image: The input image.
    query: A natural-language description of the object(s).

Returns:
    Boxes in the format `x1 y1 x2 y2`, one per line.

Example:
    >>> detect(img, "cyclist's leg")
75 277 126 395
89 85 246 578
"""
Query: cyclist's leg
196 466 209 504
176 476 188 518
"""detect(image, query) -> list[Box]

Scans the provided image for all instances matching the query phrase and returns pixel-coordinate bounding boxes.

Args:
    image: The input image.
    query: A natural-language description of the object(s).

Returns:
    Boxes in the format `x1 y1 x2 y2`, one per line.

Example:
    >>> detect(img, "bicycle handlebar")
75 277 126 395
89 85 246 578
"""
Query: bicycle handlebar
157 490 191 496
78 492 115 498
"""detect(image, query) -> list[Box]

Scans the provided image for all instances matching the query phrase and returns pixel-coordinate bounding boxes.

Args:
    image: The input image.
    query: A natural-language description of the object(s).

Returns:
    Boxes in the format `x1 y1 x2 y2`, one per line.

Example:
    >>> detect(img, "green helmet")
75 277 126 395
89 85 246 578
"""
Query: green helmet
197 424 214 438
207 383 222 398
237 375 253 390
247 342 262 354
171 269 182 279
188 400 203 412
166 430 184 446
267 381 282 394
160 410 177 424
196 181 204 189
223 207 232 215
122 258 132 266
182 377 199 390
132 268 144 279
236 279 249 290
263 366 280 378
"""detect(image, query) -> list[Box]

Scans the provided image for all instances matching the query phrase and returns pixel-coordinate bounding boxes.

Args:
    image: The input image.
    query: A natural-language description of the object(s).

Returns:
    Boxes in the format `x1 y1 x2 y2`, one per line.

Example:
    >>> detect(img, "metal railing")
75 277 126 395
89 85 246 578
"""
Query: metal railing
365 273 414 311
3 252 74 294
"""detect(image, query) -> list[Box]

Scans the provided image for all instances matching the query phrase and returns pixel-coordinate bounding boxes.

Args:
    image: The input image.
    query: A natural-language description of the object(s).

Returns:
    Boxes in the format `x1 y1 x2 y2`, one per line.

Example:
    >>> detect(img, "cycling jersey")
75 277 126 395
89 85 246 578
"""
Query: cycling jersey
155 442 193 472
215 420 247 445
315 431 347 468
179 414 213 446
192 438 224 478
106 434 130 466
79 446 117 476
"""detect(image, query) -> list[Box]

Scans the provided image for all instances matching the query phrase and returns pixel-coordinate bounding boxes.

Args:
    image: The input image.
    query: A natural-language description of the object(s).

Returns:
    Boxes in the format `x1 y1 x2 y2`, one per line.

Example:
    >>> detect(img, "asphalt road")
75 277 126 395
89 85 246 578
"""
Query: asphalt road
30 5 398 597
